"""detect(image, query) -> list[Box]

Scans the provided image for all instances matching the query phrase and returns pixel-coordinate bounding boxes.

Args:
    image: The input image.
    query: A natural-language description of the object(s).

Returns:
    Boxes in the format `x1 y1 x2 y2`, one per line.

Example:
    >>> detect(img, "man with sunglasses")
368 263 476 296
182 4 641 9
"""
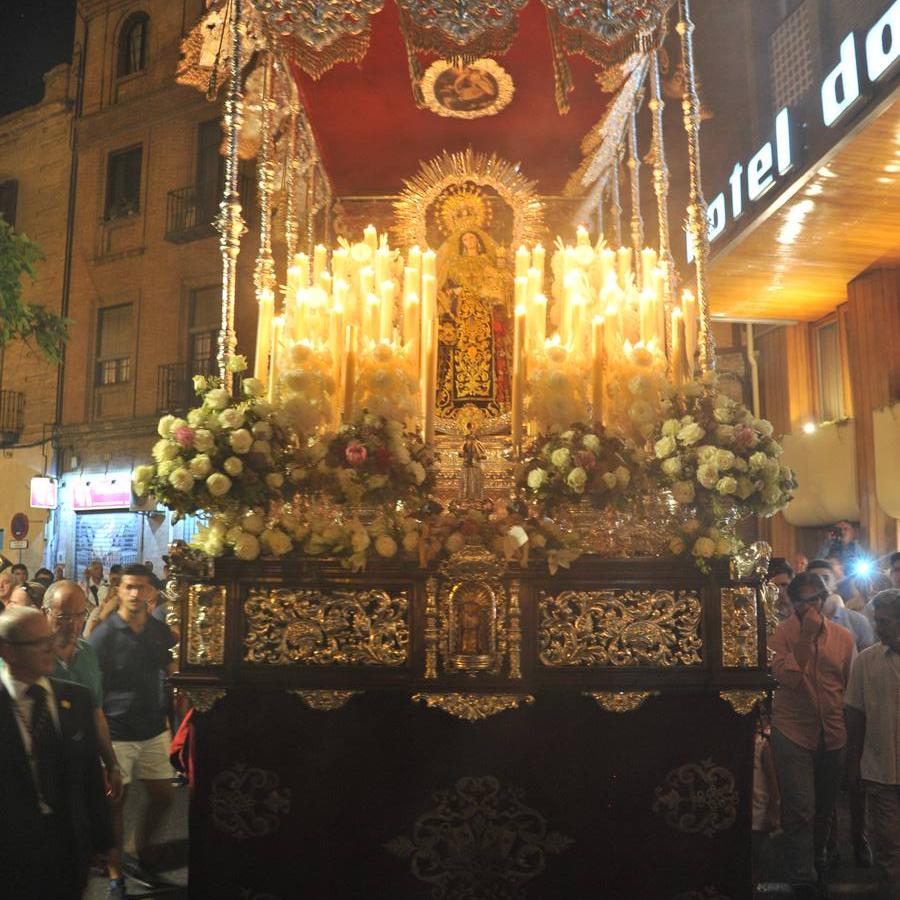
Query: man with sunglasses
770 571 857 898
0 605 112 899
44 580 124 804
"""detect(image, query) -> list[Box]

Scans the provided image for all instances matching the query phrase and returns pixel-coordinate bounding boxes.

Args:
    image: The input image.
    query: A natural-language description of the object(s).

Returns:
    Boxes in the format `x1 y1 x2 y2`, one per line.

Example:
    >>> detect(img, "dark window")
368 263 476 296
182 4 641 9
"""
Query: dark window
0 179 18 228
118 12 149 78
814 319 844 422
196 119 225 221
189 286 220 376
96 304 133 386
105 146 142 220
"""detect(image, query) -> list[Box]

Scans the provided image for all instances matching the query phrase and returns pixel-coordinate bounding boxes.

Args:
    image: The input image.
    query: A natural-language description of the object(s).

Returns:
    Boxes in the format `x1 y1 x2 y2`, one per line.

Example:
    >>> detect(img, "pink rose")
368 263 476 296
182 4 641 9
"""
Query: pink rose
574 450 597 471
733 425 757 449
345 442 367 466
173 425 195 448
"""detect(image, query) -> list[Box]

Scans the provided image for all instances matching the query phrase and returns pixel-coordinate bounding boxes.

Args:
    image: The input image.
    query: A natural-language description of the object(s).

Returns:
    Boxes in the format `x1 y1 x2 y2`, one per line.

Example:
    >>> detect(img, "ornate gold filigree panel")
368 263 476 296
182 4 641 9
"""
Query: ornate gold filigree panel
720 690 766 716
412 693 534 722
587 691 657 713
175 687 227 713
426 547 516 677
652 759 738 837
729 541 771 581
385 775 572 897
291 690 362 710
721 586 758 668
244 588 408 666
187 585 228 665
539 589 702 667
211 762 291 841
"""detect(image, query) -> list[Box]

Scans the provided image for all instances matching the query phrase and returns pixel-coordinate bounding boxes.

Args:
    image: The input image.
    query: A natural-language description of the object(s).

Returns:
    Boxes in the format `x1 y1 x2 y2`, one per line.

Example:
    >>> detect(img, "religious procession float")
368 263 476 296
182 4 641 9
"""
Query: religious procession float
137 2 797 897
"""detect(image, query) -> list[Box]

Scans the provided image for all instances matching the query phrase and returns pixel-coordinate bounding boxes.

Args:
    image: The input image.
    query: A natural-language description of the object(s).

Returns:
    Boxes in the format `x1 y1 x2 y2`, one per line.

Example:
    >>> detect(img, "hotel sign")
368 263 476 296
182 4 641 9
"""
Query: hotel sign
689 0 899 260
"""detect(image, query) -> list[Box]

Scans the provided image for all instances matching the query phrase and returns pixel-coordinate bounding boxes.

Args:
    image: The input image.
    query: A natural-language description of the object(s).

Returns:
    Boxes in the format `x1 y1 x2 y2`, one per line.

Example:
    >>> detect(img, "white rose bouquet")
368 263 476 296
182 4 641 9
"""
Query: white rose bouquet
133 359 289 517
517 423 636 509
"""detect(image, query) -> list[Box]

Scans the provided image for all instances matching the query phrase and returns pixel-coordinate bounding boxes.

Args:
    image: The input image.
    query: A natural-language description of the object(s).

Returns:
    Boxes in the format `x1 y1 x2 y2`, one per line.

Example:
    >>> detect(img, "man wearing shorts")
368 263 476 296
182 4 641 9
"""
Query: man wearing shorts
89 563 176 899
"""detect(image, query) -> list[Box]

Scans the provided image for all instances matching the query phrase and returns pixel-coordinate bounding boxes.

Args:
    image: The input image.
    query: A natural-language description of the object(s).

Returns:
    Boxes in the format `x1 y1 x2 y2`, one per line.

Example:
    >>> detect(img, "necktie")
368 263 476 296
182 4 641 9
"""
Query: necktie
26 684 63 812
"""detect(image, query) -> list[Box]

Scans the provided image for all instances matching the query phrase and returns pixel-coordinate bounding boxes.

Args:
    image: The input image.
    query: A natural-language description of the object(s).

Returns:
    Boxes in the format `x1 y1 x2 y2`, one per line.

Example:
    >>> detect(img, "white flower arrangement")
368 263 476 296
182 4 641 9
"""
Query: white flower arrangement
277 341 335 438
354 342 419 428
525 342 589 432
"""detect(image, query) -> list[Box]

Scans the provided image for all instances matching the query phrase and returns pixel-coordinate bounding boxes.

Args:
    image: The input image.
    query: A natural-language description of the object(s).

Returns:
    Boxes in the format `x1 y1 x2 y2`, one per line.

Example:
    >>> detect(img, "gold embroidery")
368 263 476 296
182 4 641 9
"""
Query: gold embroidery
653 759 738 837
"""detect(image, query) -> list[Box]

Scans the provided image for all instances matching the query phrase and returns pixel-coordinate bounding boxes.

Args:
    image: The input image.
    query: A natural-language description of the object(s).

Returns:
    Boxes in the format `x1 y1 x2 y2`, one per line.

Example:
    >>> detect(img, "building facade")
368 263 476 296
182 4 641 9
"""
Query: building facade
50 0 258 577
0 64 75 576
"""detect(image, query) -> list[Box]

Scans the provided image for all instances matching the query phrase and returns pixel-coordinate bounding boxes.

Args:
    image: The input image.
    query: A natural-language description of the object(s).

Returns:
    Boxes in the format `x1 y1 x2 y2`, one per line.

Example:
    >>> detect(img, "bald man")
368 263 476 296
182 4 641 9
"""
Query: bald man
0 606 112 899
43 580 124 803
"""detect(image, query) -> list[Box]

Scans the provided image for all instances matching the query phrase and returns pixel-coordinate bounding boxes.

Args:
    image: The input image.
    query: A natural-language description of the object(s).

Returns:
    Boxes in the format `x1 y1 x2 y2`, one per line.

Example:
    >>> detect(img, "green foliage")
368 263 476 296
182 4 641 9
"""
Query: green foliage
0 216 70 363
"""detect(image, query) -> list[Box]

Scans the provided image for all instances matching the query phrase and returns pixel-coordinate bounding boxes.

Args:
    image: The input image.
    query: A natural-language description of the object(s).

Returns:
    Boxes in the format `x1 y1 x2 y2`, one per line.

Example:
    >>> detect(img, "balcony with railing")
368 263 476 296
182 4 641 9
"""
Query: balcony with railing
0 389 25 446
164 175 254 244
156 360 225 414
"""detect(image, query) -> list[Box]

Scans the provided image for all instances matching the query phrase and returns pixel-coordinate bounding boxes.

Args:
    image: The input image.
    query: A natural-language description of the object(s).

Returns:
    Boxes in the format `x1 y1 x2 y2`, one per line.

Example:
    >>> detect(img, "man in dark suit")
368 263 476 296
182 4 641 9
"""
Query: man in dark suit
0 605 113 899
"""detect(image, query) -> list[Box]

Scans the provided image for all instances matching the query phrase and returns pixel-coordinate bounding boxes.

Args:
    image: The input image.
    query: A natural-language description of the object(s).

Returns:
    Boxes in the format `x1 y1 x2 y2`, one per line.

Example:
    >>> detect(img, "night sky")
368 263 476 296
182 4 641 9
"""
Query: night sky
0 1 77 117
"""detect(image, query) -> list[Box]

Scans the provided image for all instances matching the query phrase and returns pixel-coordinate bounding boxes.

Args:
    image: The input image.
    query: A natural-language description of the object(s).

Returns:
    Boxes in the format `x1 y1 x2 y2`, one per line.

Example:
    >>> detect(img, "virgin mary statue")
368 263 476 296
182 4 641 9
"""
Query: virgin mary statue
435 227 513 428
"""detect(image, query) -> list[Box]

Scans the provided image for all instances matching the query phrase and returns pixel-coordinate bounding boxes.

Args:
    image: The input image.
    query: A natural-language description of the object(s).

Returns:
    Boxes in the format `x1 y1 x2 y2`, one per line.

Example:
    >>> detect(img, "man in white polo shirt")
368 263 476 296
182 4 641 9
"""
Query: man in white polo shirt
845 588 900 900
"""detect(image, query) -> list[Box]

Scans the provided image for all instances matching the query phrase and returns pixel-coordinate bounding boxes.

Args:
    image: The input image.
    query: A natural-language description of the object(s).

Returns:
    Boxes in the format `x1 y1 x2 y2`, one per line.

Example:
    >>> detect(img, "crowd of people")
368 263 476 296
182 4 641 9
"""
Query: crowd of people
0 558 177 899
760 537 900 900
1 532 898 900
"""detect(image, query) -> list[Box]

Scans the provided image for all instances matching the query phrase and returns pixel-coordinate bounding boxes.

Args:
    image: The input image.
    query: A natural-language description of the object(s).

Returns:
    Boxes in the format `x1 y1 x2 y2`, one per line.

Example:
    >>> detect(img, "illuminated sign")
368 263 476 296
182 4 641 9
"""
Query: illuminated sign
689 0 899 260
30 477 58 510
72 475 133 510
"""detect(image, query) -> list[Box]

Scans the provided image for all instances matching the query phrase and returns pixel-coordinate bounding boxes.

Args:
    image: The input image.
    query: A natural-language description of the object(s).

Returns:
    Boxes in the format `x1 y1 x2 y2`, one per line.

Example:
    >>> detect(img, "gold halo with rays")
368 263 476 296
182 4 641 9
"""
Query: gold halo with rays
393 148 544 251
436 184 492 237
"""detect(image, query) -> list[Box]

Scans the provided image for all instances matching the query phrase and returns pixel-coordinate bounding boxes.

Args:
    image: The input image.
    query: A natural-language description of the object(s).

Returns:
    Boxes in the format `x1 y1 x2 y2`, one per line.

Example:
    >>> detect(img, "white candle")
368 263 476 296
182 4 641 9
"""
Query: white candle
576 224 590 247
329 302 344 420
422 274 437 318
515 245 530 280
671 307 685 387
531 243 545 280
342 324 357 423
526 266 541 306
363 224 377 250
592 315 605 426
569 295 586 357
365 293 381 345
639 289 657 346
422 248 436 279
375 247 390 287
267 315 284 402
380 280 395 344
254 287 274 382
359 266 375 299
681 289 698 378
332 248 349 282
293 253 310 289
640 248 657 288
616 247 632 288
312 244 327 283
511 304 526 453
532 293 547 349
423 317 436 445
600 247 615 286
403 266 417 300
407 245 422 284
404 292 420 376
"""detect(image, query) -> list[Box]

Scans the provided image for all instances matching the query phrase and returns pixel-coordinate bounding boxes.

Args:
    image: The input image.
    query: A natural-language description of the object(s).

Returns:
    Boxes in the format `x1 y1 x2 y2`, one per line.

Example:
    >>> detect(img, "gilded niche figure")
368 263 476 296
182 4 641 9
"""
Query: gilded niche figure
435 228 513 428
458 422 487 501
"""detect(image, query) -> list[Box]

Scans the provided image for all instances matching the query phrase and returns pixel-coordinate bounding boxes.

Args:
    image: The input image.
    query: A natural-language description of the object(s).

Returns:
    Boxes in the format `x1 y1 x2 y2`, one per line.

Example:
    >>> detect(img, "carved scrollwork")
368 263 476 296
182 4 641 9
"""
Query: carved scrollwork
729 541 771 582
211 762 291 841
385 775 572 898
412 693 534 722
538 589 703 667
587 691 657 712
719 690 767 716
187 585 228 665
176 687 227 713
721 586 758 668
652 758 739 837
244 588 408 666
290 690 362 710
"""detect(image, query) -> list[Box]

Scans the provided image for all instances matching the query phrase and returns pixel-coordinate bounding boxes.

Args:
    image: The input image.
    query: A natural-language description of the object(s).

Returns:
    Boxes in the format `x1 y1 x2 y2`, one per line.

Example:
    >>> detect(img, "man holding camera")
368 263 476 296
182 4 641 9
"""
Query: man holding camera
816 521 864 572
770 571 857 898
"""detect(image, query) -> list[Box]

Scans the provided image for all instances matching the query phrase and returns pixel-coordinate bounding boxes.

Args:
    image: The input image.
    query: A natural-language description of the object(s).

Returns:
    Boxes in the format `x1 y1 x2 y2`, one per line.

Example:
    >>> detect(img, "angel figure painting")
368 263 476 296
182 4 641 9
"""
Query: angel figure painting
435 227 513 429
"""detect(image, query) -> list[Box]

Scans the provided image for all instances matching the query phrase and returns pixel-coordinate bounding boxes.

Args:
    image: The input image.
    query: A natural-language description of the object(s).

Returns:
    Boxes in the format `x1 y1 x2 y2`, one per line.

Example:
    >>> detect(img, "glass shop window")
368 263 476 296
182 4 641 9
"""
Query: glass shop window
189 285 220 376
814 319 844 422
117 13 149 78
0 179 18 228
96 304 133 386
105 146 142 220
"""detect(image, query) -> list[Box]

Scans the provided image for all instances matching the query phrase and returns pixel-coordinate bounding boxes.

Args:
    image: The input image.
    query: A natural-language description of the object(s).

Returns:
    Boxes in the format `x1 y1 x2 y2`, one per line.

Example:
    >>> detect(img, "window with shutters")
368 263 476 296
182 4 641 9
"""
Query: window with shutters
95 305 133 387
189 286 220 376
813 317 846 422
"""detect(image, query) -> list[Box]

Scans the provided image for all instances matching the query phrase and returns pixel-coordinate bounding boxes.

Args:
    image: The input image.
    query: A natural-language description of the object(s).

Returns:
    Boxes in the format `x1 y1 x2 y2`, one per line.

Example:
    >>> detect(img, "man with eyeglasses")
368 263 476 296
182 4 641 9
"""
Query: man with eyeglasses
44 580 124 804
770 571 857 898
0 605 112 899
